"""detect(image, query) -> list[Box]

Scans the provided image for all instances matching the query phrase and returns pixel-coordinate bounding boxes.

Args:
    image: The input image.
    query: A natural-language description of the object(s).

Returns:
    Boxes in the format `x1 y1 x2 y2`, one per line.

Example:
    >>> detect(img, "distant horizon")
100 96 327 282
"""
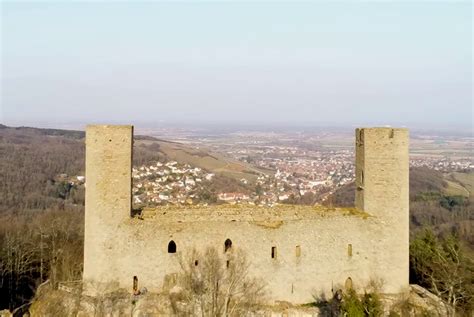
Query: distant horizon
1 119 472 137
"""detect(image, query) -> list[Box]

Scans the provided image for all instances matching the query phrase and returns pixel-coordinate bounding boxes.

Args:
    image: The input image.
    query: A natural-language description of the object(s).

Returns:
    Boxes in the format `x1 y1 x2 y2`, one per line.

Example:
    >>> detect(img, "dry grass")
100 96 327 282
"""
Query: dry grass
156 141 268 181
447 172 473 194
444 180 470 197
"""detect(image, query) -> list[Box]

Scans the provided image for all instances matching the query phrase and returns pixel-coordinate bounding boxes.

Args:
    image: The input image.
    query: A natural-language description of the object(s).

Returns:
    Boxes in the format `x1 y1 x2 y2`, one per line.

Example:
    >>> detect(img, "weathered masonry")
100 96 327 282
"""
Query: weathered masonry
83 125 409 303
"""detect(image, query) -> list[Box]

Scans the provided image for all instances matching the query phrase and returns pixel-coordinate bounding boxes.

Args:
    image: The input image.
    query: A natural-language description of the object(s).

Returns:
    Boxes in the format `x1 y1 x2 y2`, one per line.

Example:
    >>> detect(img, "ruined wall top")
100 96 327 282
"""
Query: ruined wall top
135 204 370 223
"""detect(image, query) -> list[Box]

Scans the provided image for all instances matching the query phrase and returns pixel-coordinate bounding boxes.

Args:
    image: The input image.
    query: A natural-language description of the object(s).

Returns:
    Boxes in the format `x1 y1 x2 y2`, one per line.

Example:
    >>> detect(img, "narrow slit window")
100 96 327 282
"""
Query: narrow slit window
194 260 199 266
389 129 395 138
224 238 232 253
133 276 138 293
295 245 301 258
271 246 277 259
348 244 353 257
226 260 230 268
358 130 364 145
168 240 177 253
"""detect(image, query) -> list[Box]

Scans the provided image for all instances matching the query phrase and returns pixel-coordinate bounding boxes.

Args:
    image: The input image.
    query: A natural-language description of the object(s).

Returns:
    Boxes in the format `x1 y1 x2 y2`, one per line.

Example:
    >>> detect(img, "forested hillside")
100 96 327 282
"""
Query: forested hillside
1 128 154 211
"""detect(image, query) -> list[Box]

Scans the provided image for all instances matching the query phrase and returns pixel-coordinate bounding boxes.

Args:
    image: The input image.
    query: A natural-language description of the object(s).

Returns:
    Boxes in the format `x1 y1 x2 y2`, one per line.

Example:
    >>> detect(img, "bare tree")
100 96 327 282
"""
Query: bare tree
0 210 84 310
410 229 474 315
171 247 266 317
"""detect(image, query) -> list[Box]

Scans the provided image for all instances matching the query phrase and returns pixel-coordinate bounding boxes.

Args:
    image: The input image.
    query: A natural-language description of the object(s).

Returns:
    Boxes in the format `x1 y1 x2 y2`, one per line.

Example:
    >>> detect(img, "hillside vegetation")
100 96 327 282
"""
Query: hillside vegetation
325 167 473 245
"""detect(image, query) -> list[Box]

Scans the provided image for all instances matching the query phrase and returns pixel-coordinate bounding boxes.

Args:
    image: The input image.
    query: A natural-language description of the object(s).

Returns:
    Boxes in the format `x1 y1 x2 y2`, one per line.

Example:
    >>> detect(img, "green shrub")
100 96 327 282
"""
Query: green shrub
362 292 383 316
341 289 365 317
338 289 383 317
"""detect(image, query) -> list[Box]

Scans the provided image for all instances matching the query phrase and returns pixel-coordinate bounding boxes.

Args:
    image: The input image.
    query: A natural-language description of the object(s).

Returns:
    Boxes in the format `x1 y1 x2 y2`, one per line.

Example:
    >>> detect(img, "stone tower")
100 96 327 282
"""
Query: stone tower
355 127 409 292
83 125 133 292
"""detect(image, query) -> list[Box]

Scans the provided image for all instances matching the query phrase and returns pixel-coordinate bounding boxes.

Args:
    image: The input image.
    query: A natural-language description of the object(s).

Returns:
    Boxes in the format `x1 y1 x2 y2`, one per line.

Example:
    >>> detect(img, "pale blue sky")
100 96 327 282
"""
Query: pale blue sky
1 1 472 129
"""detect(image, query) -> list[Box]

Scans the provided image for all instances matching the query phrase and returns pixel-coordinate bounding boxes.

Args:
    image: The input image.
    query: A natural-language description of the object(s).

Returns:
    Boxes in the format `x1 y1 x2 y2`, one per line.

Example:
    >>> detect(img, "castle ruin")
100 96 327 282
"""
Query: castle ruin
83 125 409 303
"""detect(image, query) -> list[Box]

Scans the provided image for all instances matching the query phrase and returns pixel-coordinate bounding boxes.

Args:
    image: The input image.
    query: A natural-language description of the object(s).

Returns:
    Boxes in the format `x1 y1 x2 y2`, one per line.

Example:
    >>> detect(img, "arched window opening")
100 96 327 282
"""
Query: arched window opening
168 240 177 253
345 277 353 290
224 239 232 253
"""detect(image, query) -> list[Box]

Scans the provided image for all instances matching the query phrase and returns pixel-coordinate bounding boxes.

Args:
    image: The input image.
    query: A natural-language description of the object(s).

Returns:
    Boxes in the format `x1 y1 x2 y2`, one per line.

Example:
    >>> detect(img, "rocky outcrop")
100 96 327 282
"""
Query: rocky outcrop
29 286 170 317
383 285 450 317
0 310 12 317
27 284 450 317
406 285 450 316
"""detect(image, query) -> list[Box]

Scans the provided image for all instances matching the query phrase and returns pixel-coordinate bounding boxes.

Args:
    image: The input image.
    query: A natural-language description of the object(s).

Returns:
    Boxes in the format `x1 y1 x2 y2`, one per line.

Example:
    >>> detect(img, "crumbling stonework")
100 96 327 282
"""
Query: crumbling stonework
83 125 409 304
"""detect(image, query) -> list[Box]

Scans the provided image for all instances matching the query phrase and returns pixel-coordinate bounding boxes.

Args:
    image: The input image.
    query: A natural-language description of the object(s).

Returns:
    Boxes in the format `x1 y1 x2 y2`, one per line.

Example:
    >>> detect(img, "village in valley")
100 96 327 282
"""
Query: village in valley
61 127 473 207
129 156 354 207
131 161 215 205
121 128 473 207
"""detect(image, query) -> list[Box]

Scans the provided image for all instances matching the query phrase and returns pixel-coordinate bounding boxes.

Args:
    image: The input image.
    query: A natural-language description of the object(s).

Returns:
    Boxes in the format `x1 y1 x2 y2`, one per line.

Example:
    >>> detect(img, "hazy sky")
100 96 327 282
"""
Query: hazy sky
1 1 472 129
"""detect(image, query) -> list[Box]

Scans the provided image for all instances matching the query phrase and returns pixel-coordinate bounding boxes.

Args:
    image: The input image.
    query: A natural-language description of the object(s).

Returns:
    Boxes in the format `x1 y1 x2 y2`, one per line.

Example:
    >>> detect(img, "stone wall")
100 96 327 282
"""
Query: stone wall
82 126 409 304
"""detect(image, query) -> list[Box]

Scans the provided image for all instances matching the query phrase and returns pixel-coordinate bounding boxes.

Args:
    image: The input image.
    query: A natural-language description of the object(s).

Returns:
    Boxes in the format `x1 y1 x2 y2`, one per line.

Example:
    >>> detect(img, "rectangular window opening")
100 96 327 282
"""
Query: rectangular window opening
271 246 277 259
295 245 301 257
358 130 364 145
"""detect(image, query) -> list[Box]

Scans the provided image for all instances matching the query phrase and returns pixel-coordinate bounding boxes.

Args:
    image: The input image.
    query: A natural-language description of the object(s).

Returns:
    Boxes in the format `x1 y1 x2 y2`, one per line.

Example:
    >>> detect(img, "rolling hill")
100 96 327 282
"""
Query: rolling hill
136 138 266 182
1 125 267 179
